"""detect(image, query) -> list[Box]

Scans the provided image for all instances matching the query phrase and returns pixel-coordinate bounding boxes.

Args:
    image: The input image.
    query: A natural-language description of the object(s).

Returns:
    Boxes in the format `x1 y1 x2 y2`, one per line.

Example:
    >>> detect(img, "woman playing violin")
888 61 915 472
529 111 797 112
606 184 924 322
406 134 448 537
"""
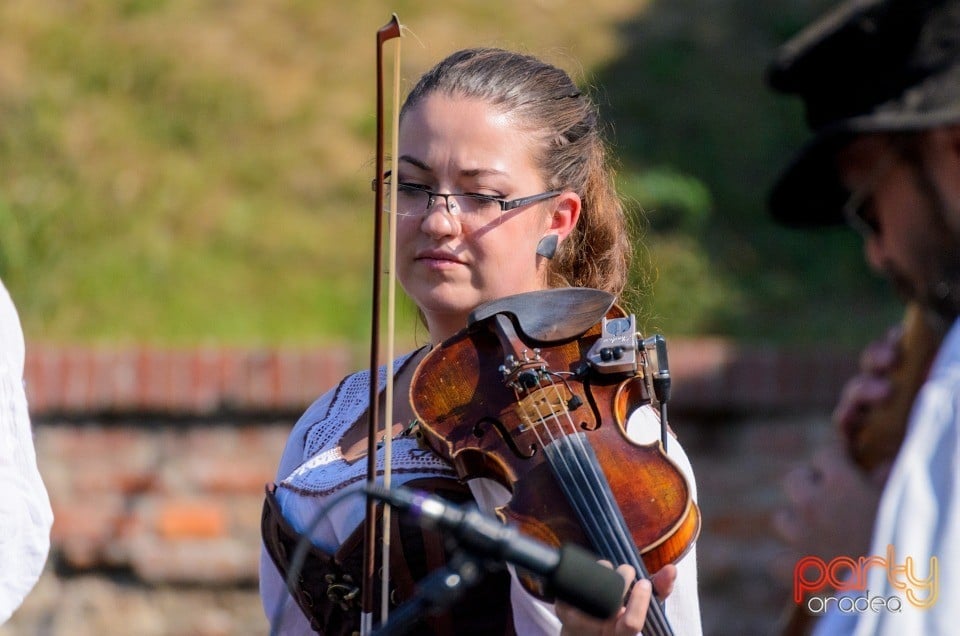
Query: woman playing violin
259 47 702 636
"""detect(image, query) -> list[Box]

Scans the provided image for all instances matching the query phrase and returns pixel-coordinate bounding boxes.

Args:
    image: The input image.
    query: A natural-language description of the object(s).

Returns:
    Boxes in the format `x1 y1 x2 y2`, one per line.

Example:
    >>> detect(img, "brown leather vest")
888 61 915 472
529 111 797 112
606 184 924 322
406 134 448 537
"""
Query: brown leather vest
261 477 515 636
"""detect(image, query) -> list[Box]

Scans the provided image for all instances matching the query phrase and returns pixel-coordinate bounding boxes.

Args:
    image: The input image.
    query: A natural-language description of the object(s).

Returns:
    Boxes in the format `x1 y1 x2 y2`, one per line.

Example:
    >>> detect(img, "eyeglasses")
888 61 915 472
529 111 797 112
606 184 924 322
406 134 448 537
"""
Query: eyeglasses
841 153 899 238
842 189 879 238
373 177 561 218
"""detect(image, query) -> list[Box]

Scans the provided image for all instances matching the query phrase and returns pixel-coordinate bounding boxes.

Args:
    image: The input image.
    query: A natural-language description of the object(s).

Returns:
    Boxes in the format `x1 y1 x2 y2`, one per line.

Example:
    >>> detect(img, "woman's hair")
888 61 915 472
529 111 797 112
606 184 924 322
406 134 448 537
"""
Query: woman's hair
401 48 633 297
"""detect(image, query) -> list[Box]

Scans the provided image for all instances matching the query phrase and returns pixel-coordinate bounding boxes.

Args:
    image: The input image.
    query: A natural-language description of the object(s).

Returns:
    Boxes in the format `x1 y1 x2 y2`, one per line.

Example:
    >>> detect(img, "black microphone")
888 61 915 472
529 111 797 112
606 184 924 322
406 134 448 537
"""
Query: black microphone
366 483 625 619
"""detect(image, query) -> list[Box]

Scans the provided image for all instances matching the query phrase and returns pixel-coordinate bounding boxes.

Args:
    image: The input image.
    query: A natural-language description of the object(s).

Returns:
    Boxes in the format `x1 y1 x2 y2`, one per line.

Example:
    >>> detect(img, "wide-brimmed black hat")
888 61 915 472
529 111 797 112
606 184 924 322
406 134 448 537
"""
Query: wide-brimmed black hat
767 0 960 228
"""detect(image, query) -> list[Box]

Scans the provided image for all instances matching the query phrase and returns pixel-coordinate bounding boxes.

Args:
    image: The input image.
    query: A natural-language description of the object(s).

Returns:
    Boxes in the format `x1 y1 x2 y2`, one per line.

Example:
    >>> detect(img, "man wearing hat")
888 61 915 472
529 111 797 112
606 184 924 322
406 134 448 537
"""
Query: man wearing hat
768 0 960 634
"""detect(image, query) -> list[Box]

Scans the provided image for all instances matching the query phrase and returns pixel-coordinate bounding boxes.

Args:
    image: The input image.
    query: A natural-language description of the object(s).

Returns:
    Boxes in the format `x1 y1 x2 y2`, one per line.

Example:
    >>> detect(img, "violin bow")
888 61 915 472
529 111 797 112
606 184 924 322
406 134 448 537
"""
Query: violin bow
363 14 402 635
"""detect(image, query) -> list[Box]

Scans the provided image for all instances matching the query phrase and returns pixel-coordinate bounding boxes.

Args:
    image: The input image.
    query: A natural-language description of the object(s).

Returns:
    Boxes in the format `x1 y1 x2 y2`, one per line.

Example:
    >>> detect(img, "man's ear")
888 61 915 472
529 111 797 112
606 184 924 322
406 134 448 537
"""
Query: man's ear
926 124 960 184
927 125 960 235
947 124 960 162
925 124 960 164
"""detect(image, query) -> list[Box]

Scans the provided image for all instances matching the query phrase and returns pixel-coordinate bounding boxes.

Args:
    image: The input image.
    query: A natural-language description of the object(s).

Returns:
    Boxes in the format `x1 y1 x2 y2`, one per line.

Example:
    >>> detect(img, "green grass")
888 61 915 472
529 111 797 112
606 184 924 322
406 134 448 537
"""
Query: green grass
0 0 901 350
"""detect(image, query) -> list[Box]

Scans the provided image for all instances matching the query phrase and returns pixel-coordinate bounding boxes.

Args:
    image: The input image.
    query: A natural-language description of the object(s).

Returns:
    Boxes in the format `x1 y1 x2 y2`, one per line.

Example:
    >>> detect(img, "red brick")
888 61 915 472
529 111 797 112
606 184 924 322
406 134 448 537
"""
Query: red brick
22 345 54 412
707 508 778 540
156 500 229 539
129 536 259 584
187 348 226 413
25 345 357 415
50 494 130 569
50 494 125 544
191 461 276 495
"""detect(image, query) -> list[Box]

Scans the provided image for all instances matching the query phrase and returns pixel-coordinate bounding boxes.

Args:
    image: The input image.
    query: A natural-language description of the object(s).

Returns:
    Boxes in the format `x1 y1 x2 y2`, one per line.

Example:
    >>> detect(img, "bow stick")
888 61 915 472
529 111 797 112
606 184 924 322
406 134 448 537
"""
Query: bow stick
363 14 402 635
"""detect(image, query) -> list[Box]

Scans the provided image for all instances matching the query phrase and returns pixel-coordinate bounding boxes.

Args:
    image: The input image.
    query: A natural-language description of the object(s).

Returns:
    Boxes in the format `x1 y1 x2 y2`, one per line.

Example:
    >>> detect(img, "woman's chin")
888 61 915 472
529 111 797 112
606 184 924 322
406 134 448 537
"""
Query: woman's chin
418 298 489 337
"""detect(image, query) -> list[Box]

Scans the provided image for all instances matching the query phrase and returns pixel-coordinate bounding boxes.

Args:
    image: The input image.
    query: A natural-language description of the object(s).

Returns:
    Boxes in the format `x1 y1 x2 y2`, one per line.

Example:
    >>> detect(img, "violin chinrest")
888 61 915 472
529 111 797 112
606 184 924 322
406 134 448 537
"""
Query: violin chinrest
467 287 615 343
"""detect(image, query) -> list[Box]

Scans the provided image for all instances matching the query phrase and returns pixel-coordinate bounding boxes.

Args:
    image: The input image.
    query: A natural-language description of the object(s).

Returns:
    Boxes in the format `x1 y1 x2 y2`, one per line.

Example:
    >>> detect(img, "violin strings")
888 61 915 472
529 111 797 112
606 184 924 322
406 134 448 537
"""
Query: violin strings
559 383 638 567
518 383 606 550
519 376 608 545
526 369 673 636
528 372 632 565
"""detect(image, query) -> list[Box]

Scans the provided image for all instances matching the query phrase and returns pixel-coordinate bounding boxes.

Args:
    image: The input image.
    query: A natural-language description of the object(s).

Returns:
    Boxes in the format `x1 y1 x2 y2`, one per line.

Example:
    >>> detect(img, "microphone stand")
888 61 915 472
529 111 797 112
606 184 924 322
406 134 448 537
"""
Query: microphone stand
371 550 488 636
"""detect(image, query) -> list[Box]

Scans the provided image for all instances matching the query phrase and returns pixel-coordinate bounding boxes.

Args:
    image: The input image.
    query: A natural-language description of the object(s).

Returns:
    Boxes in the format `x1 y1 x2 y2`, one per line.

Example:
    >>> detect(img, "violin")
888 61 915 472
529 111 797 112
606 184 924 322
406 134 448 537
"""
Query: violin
409 287 701 636
848 303 945 471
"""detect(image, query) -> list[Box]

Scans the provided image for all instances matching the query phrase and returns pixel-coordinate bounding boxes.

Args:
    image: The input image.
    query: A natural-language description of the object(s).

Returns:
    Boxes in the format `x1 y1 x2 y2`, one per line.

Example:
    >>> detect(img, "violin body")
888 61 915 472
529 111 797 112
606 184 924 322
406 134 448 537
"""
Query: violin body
850 304 945 471
409 288 700 604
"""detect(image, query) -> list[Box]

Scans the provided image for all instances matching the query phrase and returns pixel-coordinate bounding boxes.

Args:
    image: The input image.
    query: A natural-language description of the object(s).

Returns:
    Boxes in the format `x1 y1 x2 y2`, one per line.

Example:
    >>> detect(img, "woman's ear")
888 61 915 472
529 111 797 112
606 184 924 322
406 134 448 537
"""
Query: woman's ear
536 192 581 260
548 191 582 242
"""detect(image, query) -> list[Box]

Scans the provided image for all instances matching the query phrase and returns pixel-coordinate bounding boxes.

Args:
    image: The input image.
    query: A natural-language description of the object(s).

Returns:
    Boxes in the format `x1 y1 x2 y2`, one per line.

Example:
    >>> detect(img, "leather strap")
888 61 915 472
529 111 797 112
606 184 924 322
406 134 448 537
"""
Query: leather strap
261 478 516 635
262 483 369 635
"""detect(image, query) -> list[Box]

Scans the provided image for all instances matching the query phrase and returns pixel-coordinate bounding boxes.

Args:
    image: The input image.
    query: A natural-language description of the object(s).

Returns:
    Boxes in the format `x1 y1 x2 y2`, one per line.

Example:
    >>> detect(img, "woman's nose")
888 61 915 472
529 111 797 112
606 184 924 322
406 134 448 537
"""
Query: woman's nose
419 201 460 237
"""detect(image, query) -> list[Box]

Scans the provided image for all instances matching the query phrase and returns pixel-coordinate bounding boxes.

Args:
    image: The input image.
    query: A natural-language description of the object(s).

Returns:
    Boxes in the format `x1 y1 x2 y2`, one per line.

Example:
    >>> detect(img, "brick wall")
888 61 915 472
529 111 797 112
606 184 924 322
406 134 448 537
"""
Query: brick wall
24 345 354 416
2 340 857 636
22 339 855 418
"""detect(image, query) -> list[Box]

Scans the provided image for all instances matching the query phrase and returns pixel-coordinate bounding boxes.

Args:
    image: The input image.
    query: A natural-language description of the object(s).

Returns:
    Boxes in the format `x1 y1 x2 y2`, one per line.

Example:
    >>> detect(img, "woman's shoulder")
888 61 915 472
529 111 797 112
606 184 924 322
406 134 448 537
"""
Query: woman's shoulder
271 368 366 482
274 349 424 478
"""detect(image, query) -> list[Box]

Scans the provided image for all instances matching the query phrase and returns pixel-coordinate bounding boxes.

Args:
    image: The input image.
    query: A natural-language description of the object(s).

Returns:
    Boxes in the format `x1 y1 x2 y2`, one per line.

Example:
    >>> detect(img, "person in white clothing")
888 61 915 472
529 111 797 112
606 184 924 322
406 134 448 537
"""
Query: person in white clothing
767 1 960 633
0 278 53 624
259 48 704 636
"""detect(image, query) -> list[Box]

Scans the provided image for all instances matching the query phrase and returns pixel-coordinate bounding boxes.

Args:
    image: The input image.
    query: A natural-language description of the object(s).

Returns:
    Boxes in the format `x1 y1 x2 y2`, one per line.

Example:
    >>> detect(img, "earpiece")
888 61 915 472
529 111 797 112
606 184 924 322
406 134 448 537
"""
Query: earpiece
536 234 559 259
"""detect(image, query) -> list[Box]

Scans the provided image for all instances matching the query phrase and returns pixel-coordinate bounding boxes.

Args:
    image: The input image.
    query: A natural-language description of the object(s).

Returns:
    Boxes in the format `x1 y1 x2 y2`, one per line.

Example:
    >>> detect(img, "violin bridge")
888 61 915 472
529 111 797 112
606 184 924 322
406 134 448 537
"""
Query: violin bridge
515 385 574 431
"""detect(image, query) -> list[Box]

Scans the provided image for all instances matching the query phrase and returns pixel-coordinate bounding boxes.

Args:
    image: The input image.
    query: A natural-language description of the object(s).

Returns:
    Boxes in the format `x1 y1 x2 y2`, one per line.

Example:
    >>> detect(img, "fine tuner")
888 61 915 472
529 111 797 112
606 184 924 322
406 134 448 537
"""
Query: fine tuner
586 314 673 449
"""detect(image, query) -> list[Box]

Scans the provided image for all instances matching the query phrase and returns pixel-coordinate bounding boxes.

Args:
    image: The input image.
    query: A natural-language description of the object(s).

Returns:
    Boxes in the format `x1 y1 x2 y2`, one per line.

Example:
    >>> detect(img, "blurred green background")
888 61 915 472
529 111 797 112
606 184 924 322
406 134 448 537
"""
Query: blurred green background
0 0 900 352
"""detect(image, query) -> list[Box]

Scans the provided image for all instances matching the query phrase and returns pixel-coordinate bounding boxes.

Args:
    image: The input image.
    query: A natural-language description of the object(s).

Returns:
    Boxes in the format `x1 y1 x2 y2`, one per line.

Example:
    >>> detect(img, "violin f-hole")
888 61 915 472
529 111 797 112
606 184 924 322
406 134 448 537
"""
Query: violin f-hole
473 416 537 459
578 378 603 431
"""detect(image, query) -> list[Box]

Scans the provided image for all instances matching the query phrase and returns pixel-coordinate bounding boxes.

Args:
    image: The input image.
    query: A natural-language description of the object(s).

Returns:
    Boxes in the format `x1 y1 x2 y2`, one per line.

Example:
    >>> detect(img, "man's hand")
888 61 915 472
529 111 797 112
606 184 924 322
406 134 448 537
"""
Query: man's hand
772 325 903 584
833 322 903 457
773 444 886 565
